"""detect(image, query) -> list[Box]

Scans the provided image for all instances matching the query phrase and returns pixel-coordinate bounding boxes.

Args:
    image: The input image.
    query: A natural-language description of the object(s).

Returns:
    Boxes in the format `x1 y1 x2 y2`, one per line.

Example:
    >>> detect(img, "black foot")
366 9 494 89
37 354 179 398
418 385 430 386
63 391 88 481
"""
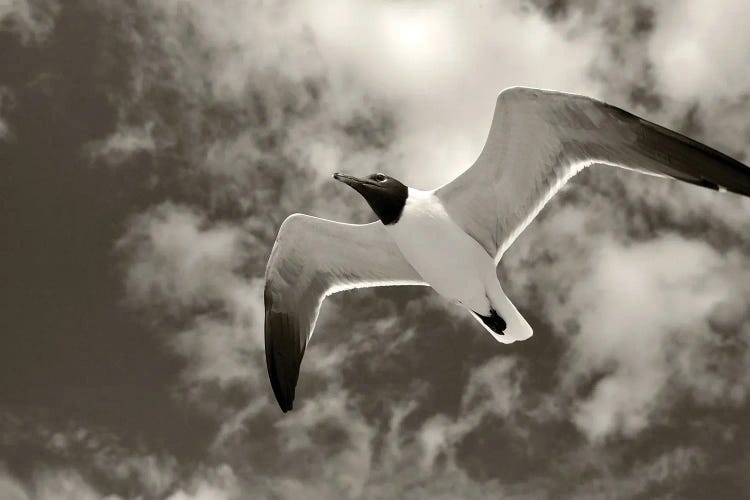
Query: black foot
474 308 506 335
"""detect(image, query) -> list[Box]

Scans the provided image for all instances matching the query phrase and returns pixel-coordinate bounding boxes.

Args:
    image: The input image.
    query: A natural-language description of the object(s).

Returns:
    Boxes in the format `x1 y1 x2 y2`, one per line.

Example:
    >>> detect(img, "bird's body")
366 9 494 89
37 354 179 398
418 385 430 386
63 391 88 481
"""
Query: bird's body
387 188 489 311
385 188 532 343
264 86 750 412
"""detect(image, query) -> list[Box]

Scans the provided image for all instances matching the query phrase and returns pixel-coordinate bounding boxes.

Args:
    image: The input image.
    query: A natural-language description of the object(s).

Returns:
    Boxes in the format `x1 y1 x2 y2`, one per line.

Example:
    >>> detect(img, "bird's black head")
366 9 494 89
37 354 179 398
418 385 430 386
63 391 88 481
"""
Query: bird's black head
333 172 408 225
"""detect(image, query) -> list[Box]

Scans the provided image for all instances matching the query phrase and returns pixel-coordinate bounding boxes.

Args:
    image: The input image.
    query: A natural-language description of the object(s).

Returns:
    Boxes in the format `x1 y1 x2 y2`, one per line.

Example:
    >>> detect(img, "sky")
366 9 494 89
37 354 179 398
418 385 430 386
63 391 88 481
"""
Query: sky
1 0 750 498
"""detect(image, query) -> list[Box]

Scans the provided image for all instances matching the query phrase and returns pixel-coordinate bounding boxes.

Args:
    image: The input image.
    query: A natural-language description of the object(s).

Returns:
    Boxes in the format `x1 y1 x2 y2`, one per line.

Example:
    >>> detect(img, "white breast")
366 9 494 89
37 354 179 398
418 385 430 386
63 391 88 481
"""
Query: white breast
385 189 494 312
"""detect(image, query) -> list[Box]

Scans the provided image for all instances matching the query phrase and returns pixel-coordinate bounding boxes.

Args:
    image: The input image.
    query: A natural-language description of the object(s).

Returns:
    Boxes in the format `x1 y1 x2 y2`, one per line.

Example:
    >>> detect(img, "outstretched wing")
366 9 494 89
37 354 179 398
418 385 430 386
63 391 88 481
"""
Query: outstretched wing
436 87 750 262
264 214 426 412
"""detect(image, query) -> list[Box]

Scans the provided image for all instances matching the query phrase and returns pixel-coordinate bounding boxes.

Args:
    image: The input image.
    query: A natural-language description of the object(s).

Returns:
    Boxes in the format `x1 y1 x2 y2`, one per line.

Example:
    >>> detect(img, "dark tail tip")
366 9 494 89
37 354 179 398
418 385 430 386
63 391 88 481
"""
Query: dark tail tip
474 309 507 335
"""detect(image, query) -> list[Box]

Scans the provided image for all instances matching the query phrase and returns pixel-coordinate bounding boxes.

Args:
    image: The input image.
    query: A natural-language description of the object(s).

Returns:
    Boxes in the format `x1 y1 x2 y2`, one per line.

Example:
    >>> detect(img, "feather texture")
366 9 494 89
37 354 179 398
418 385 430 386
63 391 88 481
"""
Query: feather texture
264 214 426 411
436 87 750 262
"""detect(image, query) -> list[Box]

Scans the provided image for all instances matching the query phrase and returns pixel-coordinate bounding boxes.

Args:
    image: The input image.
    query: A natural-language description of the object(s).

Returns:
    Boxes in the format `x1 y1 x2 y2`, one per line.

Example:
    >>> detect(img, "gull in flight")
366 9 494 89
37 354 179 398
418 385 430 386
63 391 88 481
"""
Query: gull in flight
264 87 750 412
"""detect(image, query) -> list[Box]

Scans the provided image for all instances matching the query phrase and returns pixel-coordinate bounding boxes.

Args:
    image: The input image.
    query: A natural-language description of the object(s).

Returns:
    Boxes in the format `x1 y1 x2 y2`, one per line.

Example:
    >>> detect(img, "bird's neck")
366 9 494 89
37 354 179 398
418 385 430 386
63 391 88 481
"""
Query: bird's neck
367 184 409 225
400 188 451 223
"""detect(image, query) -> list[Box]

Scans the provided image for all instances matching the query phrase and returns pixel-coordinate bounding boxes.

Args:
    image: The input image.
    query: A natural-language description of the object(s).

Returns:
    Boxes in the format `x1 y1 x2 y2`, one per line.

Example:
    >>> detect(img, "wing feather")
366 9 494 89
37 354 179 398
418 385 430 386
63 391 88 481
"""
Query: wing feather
436 87 750 262
264 214 425 412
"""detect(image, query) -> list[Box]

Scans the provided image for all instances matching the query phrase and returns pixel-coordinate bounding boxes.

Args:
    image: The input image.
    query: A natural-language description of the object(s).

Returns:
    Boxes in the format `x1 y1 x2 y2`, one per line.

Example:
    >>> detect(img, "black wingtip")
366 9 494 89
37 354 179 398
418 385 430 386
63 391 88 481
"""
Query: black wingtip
265 304 305 413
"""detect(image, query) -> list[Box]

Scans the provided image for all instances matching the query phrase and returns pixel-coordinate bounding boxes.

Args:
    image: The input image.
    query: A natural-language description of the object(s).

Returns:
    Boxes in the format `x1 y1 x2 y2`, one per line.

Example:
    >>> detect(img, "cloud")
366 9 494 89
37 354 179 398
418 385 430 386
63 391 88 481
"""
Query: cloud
118 203 256 314
165 465 241 500
570 446 707 498
264 357 533 499
28 468 115 500
565 235 736 439
586 0 750 160
272 388 375 498
0 409 179 498
0 467 29 500
511 218 750 441
0 462 122 500
0 86 14 140
86 122 157 165
105 0 606 198
0 0 59 44
648 0 750 104
405 356 524 473
290 0 606 188
117 202 269 413
0 114 8 141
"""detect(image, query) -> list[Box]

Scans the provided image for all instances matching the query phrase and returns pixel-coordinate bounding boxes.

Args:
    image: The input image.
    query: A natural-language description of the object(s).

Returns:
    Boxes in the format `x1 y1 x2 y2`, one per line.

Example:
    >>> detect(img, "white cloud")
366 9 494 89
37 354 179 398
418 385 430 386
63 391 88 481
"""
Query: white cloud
0 415 225 499
2 457 237 500
292 0 605 187
118 203 253 314
649 0 750 104
0 115 7 141
0 466 122 500
274 388 375 498
118 0 606 194
165 465 240 500
461 356 521 421
267 358 531 499
413 356 523 470
87 122 157 165
1 414 180 497
568 0 750 162
0 467 29 500
117 202 271 414
636 0 750 171
520 228 750 441
0 86 14 141
31 469 114 500
571 446 706 498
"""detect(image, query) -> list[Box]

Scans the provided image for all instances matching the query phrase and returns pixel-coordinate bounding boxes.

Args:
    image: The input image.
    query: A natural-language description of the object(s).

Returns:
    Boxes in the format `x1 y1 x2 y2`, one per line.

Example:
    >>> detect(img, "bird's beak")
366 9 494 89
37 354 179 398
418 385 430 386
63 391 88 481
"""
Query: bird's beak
333 172 364 187
333 172 366 189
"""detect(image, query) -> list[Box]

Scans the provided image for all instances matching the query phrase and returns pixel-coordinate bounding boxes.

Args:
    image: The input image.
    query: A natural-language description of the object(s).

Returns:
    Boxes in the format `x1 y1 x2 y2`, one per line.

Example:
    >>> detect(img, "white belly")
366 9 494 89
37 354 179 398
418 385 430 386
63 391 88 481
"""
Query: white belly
385 190 494 313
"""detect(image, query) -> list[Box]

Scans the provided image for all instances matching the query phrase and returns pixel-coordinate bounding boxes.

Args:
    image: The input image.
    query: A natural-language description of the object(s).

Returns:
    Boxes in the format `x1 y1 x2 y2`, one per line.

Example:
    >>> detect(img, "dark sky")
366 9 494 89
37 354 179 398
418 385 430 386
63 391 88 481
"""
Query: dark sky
2 1 750 499
0 3 212 456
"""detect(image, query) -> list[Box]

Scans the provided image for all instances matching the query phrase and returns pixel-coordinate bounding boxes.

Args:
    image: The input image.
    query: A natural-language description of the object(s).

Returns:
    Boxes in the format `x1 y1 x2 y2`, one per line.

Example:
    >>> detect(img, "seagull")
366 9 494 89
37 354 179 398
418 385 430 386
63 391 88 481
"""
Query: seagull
264 87 750 412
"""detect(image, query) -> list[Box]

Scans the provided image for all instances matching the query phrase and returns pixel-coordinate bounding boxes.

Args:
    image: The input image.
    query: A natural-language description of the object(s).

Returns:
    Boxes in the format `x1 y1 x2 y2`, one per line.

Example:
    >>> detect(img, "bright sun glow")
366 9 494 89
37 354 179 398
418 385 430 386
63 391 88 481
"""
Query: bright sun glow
392 17 429 50
383 8 444 65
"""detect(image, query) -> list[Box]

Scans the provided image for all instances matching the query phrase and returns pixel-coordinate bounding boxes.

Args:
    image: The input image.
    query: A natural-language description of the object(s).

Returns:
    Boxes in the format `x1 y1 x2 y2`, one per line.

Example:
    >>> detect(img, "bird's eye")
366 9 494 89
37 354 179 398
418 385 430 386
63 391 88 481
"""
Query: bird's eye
374 173 387 182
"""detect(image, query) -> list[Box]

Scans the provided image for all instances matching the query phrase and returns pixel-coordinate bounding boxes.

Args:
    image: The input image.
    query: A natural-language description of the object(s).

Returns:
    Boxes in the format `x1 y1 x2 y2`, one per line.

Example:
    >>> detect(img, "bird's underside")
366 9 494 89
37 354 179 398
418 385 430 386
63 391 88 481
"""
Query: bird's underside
264 86 750 412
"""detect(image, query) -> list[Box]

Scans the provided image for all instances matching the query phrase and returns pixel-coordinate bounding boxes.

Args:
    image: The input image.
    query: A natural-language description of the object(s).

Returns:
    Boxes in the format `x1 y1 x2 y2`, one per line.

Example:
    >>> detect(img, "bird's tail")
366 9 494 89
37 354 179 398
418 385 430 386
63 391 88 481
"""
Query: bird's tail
479 272 533 344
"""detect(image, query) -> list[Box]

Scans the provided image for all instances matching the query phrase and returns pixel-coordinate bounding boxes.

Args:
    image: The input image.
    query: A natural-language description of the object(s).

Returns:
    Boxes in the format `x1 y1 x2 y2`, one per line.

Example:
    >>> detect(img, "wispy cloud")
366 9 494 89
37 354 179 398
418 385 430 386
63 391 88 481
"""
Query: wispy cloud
0 410 177 498
86 122 157 166
164 465 241 500
101 0 604 189
0 0 59 44
0 466 30 500
0 86 14 140
117 203 268 412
